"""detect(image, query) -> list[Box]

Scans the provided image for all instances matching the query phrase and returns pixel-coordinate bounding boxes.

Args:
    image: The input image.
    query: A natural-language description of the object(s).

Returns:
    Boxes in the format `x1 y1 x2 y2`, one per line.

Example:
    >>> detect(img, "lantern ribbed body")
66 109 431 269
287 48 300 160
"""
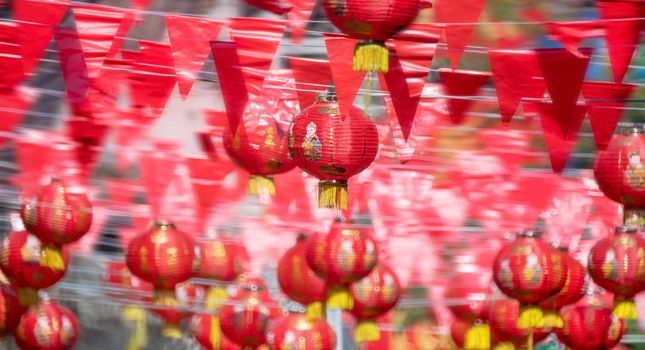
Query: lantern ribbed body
219 294 272 348
445 272 491 322
268 313 337 350
278 236 326 307
0 284 26 336
190 313 241 350
350 264 401 319
15 301 79 350
540 253 586 312
322 0 422 41
0 231 69 290
556 305 625 350
488 299 549 346
20 180 92 246
195 239 247 282
126 221 195 290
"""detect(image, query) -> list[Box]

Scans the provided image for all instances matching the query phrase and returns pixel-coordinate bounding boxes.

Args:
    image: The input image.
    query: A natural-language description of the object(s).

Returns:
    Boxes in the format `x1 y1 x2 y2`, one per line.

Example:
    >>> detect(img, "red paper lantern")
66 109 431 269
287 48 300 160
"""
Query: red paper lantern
594 127 645 226
277 234 326 320
14 300 79 350
190 312 241 350
0 231 69 305
322 0 431 72
556 305 625 350
588 225 645 319
289 92 379 209
223 114 295 197
0 283 26 336
152 281 206 338
306 220 379 310
488 299 550 350
20 179 92 246
103 260 153 302
268 313 336 350
492 230 567 328
349 264 400 343
219 293 273 348
195 239 248 282
539 251 586 327
234 276 282 320
445 272 492 350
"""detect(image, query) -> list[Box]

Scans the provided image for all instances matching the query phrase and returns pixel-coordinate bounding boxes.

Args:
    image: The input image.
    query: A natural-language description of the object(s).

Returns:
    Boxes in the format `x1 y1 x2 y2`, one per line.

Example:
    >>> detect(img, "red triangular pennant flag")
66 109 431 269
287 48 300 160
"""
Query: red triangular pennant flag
228 18 287 95
535 48 591 136
242 0 291 15
289 57 333 110
67 117 109 183
509 172 561 225
186 156 229 224
166 15 224 99
0 22 24 91
54 26 92 116
111 108 155 173
139 143 181 218
107 8 135 59
544 21 605 56
324 34 366 118
14 132 55 196
598 1 644 83
14 0 70 77
210 41 249 134
439 69 490 124
286 0 315 43
106 178 137 204
0 90 33 148
536 102 587 174
489 49 547 122
582 81 636 150
434 0 486 69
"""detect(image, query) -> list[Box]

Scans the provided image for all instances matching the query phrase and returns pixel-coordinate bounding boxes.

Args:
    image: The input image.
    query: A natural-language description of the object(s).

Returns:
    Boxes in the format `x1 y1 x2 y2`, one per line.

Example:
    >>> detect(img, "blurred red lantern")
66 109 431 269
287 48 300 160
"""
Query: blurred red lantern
488 299 550 350
588 225 645 319
20 179 92 246
190 312 241 350
153 281 206 338
223 115 295 197
277 234 326 320
14 299 79 350
539 250 586 327
350 264 401 343
289 92 379 209
445 272 492 349
268 313 336 350
594 127 645 226
492 230 567 328
103 260 153 302
219 293 273 349
322 0 431 72
0 283 26 336
556 305 625 350
234 276 282 320
195 238 248 308
451 318 494 350
306 220 378 310
0 231 69 305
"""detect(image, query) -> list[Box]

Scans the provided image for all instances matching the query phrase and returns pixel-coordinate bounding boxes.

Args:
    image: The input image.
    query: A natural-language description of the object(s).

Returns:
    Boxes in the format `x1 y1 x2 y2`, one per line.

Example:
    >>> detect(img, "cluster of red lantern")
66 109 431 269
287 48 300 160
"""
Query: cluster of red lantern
556 304 625 350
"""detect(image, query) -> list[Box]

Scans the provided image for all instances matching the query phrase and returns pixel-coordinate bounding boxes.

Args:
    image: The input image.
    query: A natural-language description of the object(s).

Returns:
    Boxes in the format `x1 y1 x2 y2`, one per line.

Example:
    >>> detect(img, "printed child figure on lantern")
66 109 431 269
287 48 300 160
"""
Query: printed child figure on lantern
626 152 645 188
498 259 514 289
20 235 41 264
302 122 322 161
523 253 543 286
602 249 619 280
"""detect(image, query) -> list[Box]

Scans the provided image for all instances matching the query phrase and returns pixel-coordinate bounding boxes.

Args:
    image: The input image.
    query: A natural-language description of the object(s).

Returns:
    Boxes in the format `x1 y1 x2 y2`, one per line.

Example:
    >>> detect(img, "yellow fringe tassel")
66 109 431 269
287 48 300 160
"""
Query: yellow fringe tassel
206 286 229 310
354 320 381 343
40 246 65 271
517 305 544 329
493 342 515 350
326 285 353 310
318 181 348 210
353 41 389 73
123 306 148 350
248 175 276 197
464 323 490 350
613 298 638 319
527 329 533 350
306 301 325 321
162 323 183 339
542 310 564 328
17 288 38 307
210 316 221 349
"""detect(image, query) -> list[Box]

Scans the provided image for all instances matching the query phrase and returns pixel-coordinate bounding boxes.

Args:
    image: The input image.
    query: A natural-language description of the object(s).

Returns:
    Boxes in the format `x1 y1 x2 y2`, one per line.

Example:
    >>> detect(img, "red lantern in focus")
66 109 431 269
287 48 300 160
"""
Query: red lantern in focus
289 92 379 209
152 281 206 338
445 272 492 349
493 230 567 328
306 220 378 310
0 231 69 305
488 299 550 350
190 312 241 350
195 238 248 308
594 127 645 226
350 264 401 343
0 283 26 336
268 313 336 350
322 0 431 72
223 115 295 197
556 304 625 350
278 234 326 320
588 225 645 319
219 292 273 349
20 179 92 246
539 250 586 327
14 299 79 350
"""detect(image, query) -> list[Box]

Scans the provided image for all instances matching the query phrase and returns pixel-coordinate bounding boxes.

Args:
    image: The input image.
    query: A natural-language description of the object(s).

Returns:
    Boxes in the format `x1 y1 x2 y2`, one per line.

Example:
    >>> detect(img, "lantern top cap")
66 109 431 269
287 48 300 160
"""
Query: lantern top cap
517 229 542 239
296 232 309 242
316 88 337 103
621 125 643 136
615 225 638 234
152 220 177 230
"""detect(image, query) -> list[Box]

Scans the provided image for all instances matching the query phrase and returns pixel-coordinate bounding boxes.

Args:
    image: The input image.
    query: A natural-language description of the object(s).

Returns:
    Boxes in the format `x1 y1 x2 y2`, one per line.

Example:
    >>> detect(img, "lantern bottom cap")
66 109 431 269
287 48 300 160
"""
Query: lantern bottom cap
162 323 183 339
464 323 490 350
354 319 381 343
326 285 353 310
306 301 325 321
517 305 544 329
493 341 515 350
248 175 276 197
353 40 389 73
614 298 638 319
542 310 563 328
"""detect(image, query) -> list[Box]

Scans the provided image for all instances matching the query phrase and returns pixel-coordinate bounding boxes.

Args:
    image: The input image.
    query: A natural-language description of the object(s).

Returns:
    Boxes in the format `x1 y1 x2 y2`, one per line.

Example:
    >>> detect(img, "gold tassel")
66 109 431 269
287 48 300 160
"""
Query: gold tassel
326 285 353 310
354 320 381 343
624 208 645 227
493 342 515 350
248 175 276 197
306 301 325 321
39 246 65 271
542 310 564 328
17 287 38 307
464 323 490 350
613 297 638 319
527 328 533 350
162 323 183 339
123 306 148 350
517 305 544 329
206 286 229 310
353 40 389 73
210 316 221 349
317 181 348 210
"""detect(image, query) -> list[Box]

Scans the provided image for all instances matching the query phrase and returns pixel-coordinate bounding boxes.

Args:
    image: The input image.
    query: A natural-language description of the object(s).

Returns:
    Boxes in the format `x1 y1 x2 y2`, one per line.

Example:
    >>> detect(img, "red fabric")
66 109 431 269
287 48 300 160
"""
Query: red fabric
544 21 605 55
488 49 546 122
210 41 249 134
439 69 490 124
323 35 366 118
277 236 326 306
537 102 587 174
14 301 79 350
598 1 644 83
166 16 224 99
290 57 333 110
434 0 486 69
582 81 636 150
287 0 315 43
557 305 625 350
